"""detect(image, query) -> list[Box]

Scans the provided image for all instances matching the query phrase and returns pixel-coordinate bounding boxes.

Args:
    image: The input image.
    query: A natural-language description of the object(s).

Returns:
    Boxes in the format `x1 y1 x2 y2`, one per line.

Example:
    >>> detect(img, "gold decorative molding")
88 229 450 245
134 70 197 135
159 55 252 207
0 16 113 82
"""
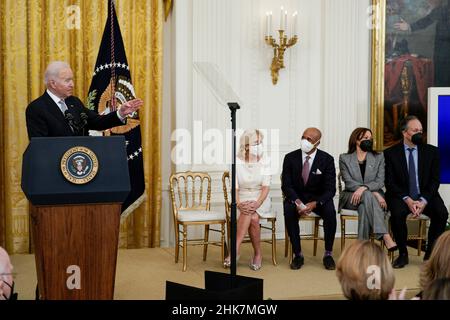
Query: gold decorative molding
370 0 386 151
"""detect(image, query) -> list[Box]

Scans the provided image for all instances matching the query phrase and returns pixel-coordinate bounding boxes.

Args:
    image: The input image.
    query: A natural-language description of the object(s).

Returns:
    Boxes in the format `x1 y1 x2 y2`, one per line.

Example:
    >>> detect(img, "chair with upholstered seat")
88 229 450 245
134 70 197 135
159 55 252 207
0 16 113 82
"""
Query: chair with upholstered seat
338 172 429 257
284 213 322 263
337 172 388 251
389 213 430 256
222 171 277 265
169 171 226 271
280 175 323 262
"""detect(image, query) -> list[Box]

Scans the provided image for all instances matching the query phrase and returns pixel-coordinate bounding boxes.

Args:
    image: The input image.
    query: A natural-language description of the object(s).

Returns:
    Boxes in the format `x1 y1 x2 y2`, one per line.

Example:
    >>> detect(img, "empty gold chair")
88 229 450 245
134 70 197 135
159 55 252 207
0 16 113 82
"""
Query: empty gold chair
169 171 226 271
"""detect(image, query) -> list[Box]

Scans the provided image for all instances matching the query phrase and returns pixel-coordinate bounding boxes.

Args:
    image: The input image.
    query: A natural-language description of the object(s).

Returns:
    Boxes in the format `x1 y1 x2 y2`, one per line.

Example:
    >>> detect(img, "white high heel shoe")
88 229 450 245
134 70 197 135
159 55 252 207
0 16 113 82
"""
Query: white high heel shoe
249 256 262 271
223 255 240 268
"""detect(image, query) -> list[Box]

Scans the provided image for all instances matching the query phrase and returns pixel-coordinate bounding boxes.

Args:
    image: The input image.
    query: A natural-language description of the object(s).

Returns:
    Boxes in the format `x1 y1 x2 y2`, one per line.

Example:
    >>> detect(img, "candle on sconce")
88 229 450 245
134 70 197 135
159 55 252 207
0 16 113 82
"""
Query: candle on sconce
292 11 298 36
268 12 272 37
284 10 288 32
280 6 284 30
266 12 270 36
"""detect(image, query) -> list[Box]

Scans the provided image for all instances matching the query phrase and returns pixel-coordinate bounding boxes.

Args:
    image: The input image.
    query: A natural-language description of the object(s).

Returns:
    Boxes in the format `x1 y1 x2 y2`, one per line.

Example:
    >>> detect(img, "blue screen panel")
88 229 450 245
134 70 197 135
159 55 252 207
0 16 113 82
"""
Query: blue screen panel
438 95 450 184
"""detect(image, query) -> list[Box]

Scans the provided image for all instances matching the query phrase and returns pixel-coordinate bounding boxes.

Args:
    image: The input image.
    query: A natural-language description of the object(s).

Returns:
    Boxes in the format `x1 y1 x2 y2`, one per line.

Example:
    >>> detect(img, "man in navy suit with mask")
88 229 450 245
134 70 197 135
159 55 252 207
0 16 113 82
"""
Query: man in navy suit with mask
282 127 337 270
26 61 143 139
385 116 448 268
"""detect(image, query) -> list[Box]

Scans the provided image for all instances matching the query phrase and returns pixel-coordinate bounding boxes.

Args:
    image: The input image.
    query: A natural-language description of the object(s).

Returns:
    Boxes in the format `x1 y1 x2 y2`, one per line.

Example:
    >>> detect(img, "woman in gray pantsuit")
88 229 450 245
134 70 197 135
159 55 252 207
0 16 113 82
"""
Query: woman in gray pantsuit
339 128 397 251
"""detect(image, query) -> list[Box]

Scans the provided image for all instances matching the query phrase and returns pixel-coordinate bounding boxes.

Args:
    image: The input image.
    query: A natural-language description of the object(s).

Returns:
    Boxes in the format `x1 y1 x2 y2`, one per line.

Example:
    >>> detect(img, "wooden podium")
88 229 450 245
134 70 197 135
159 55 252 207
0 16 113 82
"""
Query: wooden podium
22 136 131 300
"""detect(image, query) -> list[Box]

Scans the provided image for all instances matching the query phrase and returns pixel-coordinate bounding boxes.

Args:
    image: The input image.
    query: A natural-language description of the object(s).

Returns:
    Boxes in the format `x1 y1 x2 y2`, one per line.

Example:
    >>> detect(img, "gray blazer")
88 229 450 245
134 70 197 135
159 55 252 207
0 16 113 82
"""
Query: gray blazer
338 151 385 211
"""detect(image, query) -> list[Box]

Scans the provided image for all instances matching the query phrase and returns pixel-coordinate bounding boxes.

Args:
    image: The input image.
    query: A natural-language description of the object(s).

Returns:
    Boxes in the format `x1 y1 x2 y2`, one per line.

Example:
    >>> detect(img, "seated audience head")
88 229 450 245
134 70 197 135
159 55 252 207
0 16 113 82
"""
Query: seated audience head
0 246 15 300
238 129 264 160
347 127 376 154
336 240 395 300
44 61 74 99
420 230 450 291
422 278 450 300
300 127 321 154
399 115 424 146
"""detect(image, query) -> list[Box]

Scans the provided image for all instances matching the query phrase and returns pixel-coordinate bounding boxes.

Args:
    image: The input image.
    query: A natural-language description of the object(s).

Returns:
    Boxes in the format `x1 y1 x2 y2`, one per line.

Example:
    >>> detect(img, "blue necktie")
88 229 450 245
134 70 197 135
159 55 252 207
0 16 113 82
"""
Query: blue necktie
407 148 419 200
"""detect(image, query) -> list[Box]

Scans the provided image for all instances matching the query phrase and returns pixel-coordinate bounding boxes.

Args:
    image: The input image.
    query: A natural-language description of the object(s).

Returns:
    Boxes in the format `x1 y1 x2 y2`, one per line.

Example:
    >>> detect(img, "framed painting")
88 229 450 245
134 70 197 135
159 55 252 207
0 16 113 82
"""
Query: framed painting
371 0 450 150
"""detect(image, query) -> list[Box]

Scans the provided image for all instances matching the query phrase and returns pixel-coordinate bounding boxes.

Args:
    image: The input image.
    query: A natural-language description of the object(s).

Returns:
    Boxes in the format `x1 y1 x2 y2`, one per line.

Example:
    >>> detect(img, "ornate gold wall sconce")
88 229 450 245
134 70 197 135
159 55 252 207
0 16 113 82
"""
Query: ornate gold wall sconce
265 8 298 85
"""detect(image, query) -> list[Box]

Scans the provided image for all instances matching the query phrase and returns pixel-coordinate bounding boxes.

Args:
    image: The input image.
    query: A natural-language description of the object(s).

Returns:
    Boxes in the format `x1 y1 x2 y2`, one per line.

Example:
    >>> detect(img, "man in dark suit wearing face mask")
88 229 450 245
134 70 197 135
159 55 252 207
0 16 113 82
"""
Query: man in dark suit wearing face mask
384 115 449 268
25 61 143 139
281 127 337 270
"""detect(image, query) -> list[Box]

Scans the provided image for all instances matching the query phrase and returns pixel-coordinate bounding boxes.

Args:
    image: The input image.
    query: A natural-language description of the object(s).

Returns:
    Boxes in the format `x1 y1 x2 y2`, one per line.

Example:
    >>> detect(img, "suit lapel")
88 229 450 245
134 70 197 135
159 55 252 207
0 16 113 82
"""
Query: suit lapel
42 91 73 134
308 150 321 183
350 152 363 183
397 143 409 182
298 151 305 187
364 152 376 183
418 144 424 187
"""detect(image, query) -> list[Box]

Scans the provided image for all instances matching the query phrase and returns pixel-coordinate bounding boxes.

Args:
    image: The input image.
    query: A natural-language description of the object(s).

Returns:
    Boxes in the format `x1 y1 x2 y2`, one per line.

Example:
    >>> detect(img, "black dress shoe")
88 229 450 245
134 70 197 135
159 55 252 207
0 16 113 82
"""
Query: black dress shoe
290 255 304 270
387 245 398 252
392 254 409 269
323 255 336 270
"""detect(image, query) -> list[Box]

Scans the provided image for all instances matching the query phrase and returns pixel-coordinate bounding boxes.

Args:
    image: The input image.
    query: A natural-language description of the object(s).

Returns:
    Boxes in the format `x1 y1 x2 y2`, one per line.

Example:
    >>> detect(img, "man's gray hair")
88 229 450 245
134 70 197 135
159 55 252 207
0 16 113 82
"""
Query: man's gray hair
44 61 70 86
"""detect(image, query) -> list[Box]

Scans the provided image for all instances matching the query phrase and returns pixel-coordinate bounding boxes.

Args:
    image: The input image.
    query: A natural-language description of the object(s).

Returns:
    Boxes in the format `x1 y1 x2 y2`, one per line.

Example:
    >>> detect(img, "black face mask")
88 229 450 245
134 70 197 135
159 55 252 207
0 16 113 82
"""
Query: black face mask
411 133 423 145
1 280 18 301
360 139 373 152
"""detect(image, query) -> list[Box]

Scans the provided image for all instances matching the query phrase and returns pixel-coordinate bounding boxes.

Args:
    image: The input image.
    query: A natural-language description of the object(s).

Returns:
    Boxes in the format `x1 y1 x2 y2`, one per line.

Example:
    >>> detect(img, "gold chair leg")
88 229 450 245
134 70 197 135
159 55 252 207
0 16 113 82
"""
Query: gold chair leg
341 216 345 252
271 220 277 266
221 222 225 264
418 220 423 256
313 218 319 257
175 223 180 263
284 228 289 258
203 225 209 261
182 225 188 272
289 242 293 264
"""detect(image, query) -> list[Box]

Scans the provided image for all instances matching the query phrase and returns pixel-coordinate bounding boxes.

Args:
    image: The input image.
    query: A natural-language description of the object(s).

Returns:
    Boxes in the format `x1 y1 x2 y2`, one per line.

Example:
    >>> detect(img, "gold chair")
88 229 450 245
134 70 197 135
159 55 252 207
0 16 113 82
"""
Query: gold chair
222 171 277 265
337 172 386 251
338 172 361 251
169 171 226 271
338 172 428 257
389 213 429 256
280 175 322 262
284 213 322 263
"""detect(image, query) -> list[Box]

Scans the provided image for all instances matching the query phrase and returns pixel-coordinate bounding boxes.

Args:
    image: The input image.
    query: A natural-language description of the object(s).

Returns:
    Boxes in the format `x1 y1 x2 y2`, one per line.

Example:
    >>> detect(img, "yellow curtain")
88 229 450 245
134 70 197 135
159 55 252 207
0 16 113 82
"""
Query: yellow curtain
0 0 162 253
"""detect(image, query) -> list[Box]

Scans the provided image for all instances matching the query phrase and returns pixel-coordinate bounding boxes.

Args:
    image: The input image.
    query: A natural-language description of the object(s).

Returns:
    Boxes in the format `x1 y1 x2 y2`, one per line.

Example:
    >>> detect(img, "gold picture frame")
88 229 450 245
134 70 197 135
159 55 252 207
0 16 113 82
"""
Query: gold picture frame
370 0 449 150
370 0 386 151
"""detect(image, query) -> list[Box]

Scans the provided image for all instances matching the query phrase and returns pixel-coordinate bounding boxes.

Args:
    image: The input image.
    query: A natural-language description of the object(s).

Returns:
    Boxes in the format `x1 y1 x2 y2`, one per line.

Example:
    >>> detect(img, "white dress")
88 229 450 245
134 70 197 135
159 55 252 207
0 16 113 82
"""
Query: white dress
235 156 272 218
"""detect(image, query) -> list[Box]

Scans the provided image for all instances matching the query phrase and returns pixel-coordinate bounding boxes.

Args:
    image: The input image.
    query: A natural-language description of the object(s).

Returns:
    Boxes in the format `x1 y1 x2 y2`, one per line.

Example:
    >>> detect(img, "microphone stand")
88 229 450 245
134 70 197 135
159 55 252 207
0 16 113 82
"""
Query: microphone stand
227 102 240 282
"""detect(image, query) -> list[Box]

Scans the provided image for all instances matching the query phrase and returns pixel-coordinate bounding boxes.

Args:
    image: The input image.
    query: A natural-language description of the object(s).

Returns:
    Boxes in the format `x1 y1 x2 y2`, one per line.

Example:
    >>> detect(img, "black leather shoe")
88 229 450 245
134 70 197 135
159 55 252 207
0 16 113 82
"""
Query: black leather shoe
290 255 304 270
323 255 336 270
387 245 398 252
392 254 409 269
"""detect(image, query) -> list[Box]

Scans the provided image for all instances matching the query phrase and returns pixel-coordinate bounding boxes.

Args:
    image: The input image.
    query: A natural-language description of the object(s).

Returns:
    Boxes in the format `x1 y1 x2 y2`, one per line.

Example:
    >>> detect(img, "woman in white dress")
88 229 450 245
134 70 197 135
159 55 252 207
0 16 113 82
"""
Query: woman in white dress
224 129 272 270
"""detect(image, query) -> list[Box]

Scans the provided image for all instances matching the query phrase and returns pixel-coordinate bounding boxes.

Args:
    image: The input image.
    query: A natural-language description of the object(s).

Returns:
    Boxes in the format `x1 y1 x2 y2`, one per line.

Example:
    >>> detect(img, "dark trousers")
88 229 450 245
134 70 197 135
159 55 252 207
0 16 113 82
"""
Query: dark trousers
389 196 448 255
284 199 337 255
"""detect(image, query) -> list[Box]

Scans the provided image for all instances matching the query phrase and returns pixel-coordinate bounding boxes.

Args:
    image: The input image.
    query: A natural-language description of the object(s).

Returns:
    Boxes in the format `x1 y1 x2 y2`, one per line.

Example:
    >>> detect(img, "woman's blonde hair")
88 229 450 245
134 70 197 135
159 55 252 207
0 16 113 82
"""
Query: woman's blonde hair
420 230 450 290
336 240 395 300
237 129 264 160
422 278 450 300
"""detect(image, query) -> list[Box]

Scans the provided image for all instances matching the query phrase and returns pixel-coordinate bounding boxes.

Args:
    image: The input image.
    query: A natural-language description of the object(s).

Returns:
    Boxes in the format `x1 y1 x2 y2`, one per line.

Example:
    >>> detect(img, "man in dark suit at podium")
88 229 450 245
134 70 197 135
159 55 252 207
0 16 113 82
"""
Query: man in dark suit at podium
385 116 449 268
25 61 143 139
282 128 337 270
